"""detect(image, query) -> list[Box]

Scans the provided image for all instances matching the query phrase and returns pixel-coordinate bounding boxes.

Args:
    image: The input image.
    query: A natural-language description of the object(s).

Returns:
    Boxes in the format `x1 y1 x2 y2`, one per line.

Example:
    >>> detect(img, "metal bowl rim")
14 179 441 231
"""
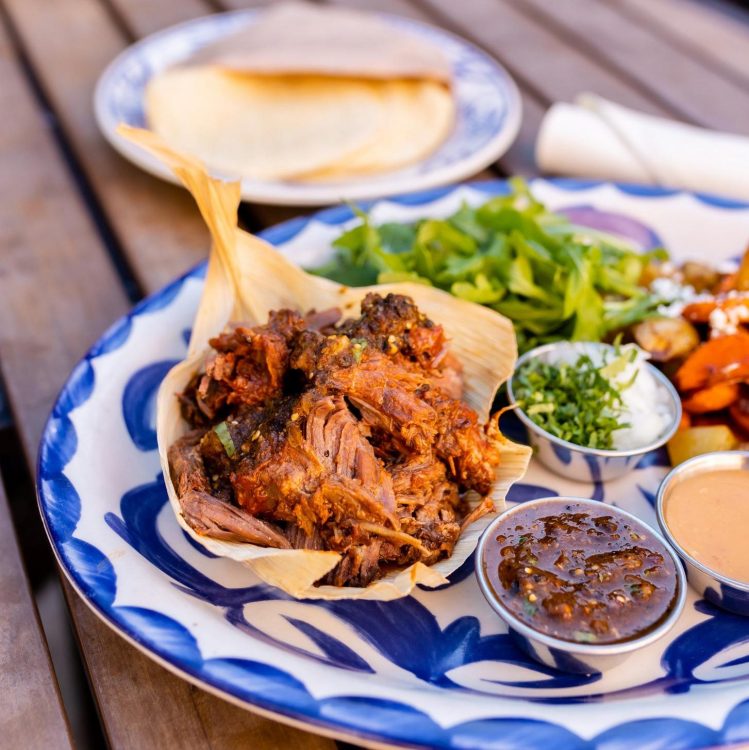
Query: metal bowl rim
506 341 682 459
475 496 688 656
656 450 749 593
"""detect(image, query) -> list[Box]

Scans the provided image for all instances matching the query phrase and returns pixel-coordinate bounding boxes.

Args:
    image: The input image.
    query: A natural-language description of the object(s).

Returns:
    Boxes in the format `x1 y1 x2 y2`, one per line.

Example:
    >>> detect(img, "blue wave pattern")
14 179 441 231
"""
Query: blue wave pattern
37 182 749 749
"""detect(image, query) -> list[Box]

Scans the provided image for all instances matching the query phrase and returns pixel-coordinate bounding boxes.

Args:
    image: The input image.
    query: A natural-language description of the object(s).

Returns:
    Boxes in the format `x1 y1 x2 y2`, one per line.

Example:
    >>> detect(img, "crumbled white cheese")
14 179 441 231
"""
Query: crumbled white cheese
709 302 749 338
651 277 703 318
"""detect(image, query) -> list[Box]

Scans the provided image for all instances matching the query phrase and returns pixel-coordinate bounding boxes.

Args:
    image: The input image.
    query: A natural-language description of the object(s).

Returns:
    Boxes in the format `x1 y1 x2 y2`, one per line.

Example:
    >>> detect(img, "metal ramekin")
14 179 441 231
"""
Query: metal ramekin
507 342 682 482
475 496 687 675
656 450 749 616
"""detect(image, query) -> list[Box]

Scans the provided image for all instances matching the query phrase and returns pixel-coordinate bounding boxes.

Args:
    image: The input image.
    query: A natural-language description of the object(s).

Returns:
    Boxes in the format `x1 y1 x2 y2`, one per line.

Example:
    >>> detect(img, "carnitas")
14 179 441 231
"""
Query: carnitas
169 293 504 587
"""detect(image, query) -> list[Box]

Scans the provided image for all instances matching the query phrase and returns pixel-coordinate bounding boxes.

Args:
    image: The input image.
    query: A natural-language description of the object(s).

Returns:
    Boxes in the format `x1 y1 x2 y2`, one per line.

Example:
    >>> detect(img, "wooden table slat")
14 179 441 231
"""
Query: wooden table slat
418 0 669 115
516 0 749 134
1 0 209 296
0 8 131 456
616 0 749 91
107 0 214 39
0 0 336 746
0 479 73 749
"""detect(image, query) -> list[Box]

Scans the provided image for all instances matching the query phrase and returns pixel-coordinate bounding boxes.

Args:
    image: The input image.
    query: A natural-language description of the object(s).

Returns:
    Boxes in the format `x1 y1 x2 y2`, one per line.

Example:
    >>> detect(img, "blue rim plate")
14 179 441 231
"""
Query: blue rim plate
38 179 749 749
94 9 522 206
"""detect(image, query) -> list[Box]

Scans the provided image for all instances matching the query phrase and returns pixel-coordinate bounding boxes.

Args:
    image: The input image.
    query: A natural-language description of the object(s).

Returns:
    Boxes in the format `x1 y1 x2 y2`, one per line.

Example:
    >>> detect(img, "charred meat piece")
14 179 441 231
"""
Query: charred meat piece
180 310 306 425
332 293 448 368
169 293 506 587
294 336 499 494
180 491 291 547
168 433 290 547
231 394 398 533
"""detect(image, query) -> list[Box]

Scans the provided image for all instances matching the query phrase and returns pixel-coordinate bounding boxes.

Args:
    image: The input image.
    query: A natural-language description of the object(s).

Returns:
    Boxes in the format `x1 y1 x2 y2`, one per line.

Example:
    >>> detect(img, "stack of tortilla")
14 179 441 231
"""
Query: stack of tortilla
145 2 455 182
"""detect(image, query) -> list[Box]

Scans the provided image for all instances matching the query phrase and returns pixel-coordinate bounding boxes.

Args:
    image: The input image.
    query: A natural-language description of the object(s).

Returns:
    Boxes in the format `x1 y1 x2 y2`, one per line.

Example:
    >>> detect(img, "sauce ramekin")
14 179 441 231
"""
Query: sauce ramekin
475 496 687 674
506 342 682 482
656 450 749 616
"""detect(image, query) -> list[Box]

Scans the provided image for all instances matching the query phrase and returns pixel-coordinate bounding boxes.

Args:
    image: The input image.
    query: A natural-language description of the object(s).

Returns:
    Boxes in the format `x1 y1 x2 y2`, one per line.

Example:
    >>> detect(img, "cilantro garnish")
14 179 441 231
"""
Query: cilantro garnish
313 179 666 352
213 421 236 458
513 349 637 450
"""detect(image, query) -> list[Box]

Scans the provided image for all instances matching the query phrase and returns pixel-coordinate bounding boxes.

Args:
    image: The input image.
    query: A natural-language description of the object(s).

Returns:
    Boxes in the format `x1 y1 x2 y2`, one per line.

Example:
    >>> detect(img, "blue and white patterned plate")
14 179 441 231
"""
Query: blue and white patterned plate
94 9 521 206
39 180 749 749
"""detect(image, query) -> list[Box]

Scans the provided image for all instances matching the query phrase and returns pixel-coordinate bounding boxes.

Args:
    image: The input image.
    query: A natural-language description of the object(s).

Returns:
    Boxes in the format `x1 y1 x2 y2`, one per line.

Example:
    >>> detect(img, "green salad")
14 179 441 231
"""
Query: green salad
312 180 667 352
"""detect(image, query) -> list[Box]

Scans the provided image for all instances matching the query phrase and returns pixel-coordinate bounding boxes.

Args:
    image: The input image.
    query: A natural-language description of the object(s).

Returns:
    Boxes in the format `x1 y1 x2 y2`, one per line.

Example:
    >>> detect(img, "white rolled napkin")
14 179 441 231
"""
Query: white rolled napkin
536 93 749 202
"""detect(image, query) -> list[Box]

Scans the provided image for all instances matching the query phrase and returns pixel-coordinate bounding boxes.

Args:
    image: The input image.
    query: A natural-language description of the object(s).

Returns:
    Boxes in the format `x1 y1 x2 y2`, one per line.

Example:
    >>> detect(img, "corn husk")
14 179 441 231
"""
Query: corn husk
120 126 531 601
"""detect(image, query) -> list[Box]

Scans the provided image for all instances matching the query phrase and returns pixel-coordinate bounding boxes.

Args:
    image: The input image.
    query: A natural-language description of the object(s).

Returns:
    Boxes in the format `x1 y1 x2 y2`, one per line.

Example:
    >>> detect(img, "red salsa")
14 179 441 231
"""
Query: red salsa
483 500 678 644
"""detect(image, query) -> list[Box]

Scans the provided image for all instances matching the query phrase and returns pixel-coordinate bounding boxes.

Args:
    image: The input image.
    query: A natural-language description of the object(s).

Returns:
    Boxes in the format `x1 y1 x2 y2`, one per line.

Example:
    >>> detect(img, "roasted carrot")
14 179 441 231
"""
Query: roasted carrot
681 293 749 324
682 382 740 414
678 411 691 430
675 331 749 391
715 273 738 294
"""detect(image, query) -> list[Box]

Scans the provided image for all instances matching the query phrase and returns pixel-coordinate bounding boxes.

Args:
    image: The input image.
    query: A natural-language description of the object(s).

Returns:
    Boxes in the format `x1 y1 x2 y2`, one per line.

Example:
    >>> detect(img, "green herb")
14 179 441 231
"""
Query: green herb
522 599 538 618
573 630 598 643
627 583 642 597
350 337 368 363
213 421 236 458
513 349 637 450
313 179 667 352
518 535 529 544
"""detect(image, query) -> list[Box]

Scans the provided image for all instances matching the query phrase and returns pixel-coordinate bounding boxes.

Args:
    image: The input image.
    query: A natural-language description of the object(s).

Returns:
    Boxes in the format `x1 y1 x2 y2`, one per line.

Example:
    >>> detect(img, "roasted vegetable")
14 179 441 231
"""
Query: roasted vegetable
681 293 749 325
681 261 721 293
735 247 749 291
675 332 749 391
729 385 749 434
667 425 739 465
633 317 699 362
682 382 739 414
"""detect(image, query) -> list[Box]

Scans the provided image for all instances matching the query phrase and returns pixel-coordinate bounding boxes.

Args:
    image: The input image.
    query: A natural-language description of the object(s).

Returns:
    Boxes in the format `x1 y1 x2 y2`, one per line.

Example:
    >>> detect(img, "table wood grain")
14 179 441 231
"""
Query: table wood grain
0 0 747 747
0 479 73 749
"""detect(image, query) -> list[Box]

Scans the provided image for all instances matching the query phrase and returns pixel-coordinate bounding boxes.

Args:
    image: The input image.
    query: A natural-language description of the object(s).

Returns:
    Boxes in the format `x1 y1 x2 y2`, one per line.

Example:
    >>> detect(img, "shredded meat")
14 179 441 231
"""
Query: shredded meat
169 293 504 587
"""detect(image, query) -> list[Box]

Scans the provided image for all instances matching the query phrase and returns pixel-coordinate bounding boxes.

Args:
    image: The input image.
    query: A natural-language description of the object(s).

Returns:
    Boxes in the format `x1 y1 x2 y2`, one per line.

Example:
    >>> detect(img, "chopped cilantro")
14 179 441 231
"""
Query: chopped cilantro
350 338 368 363
573 630 598 643
513 348 637 450
213 421 236 458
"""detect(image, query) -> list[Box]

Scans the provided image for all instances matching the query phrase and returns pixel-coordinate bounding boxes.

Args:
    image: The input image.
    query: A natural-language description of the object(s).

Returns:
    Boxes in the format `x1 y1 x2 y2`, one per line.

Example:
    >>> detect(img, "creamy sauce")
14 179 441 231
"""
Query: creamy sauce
665 469 749 582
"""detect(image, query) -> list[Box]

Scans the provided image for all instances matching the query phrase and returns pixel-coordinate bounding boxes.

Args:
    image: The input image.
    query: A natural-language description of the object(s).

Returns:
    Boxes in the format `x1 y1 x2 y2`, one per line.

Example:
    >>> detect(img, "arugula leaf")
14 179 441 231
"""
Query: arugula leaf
313 181 667 352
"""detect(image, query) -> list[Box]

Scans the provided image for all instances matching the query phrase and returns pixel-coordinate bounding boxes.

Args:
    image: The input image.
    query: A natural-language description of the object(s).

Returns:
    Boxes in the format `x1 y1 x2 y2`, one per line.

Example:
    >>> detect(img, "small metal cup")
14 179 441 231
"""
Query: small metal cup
656 451 749 616
475 496 687 674
506 342 682 482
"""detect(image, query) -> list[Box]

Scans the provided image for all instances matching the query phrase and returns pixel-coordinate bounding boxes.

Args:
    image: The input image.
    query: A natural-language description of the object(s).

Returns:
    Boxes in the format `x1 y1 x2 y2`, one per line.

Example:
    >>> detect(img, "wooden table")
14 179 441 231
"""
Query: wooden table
1 0 748 747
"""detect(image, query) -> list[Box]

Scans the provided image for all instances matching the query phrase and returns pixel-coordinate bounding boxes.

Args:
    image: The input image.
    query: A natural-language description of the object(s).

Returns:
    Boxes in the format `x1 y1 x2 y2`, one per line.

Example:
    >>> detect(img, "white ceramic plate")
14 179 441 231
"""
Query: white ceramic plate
39 180 749 749
94 9 521 206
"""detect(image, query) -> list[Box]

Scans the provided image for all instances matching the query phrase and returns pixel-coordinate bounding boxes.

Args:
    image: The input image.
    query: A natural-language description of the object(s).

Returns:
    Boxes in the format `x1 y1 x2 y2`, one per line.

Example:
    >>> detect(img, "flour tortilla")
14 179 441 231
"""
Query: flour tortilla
189 1 452 84
299 79 454 181
118 126 531 601
146 68 454 181
145 2 455 181
146 69 387 180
